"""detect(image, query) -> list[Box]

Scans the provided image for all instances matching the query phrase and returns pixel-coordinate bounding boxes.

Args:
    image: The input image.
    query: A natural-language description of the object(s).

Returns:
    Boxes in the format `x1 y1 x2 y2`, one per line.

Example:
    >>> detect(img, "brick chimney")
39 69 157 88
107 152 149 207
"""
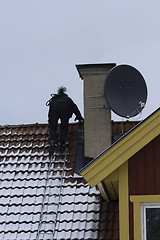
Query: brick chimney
76 63 116 159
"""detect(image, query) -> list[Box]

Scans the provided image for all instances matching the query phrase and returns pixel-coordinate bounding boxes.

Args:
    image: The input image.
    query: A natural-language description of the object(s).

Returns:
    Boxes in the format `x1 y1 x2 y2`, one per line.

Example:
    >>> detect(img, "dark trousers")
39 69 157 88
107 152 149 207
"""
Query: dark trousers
49 104 70 145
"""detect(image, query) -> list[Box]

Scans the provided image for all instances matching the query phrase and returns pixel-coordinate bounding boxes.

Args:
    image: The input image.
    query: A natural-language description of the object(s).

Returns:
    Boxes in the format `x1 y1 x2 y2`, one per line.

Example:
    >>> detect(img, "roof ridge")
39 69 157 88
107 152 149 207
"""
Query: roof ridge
0 123 48 129
0 122 82 129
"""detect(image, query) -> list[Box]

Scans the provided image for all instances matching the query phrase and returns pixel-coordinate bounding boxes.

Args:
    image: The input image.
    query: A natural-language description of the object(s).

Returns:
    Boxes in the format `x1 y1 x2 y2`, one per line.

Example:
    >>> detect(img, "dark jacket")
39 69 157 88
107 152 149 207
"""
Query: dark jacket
48 94 83 121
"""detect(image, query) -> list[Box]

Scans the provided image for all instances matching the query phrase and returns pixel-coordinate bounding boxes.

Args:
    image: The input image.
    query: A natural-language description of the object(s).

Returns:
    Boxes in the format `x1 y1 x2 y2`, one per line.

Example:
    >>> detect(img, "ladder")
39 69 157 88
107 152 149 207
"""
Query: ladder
36 149 68 240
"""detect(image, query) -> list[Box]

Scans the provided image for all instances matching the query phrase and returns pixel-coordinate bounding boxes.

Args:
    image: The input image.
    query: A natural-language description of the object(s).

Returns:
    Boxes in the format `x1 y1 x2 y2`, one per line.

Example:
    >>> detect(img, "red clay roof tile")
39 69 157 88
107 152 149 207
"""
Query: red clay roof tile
0 120 137 239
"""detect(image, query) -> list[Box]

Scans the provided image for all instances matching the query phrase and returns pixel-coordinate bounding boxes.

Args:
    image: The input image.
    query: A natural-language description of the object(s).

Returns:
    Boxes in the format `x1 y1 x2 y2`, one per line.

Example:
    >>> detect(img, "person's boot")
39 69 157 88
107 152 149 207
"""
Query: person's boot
58 139 66 153
49 139 55 157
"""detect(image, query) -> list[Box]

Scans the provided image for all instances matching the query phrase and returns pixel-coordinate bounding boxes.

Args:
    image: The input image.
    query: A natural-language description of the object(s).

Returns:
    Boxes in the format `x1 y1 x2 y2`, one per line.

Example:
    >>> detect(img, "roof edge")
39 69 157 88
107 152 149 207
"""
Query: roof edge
80 107 160 187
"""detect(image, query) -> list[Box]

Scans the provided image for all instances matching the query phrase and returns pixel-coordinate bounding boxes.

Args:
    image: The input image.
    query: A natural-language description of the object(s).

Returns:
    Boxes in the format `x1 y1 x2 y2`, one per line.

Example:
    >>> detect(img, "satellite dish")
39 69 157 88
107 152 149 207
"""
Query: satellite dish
104 65 147 118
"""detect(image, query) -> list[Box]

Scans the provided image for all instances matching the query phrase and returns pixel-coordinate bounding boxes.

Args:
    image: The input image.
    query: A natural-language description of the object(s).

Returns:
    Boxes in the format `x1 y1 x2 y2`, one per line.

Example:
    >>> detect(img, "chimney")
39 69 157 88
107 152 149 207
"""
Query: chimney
76 63 116 159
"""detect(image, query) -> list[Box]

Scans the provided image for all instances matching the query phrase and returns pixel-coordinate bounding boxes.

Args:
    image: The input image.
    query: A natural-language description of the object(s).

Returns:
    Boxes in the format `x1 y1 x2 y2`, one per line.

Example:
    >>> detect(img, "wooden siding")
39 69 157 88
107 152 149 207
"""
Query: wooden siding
128 134 160 240
129 134 160 195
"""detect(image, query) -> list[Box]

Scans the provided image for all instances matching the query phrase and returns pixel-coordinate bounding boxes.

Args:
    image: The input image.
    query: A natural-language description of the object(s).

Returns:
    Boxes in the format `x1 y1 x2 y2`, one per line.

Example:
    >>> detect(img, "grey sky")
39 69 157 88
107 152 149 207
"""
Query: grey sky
0 0 160 125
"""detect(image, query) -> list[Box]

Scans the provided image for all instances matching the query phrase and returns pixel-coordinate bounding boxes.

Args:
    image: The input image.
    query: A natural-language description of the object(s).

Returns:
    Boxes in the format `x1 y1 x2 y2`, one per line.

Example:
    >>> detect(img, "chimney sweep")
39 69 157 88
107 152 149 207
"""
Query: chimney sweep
46 86 84 155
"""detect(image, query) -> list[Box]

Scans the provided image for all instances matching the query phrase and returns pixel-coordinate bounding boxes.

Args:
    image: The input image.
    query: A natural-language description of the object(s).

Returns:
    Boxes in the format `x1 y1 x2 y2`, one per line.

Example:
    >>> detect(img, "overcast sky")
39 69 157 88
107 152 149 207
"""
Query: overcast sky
0 0 160 125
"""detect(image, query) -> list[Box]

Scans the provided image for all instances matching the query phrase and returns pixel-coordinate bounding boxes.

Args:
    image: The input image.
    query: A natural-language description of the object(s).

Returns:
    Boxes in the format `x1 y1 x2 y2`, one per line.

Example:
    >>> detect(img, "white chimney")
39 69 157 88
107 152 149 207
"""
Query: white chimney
76 63 116 158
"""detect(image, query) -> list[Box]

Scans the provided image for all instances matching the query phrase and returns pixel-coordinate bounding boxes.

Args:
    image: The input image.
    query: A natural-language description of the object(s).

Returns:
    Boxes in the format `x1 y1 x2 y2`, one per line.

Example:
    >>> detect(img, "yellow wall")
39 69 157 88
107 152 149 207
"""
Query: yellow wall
119 162 129 240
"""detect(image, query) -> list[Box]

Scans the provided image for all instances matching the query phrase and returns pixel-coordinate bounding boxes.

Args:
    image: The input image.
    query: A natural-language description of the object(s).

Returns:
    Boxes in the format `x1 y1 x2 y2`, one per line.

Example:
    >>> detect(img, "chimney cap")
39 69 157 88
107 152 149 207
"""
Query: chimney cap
76 63 116 79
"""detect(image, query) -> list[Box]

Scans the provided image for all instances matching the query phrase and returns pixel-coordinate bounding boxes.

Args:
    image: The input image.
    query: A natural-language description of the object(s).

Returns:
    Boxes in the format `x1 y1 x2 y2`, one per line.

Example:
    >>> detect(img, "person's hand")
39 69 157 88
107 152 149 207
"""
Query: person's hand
74 117 84 123
79 117 84 123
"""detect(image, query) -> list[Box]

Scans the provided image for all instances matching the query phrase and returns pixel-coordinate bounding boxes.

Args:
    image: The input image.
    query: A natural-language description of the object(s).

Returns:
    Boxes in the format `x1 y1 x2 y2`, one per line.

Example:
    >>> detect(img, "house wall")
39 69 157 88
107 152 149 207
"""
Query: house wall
128 134 160 240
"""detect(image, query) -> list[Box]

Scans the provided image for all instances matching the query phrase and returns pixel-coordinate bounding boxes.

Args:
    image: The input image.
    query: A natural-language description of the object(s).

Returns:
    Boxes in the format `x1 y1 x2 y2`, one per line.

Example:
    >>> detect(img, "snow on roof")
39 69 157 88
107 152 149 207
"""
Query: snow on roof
0 123 102 240
0 121 132 239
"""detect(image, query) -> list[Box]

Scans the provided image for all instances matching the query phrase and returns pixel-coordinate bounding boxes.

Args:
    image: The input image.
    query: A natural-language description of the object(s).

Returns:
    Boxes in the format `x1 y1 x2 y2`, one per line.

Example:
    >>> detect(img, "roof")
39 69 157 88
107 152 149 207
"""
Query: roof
81 107 160 188
0 122 121 240
98 200 119 240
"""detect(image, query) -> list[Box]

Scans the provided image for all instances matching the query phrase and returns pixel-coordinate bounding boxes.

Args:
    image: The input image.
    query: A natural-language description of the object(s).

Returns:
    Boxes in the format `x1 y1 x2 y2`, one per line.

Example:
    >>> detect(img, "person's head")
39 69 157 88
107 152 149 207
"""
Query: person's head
57 86 67 95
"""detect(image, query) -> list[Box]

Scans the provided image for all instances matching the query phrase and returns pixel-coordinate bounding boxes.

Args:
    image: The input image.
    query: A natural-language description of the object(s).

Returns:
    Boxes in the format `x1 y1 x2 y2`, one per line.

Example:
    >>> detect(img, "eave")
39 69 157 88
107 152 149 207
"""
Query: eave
80 107 160 188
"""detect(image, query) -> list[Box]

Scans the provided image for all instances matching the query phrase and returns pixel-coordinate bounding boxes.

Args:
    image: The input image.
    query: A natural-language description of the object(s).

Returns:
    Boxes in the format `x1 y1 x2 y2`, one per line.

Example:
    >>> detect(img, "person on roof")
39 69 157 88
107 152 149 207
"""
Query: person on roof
46 86 84 153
